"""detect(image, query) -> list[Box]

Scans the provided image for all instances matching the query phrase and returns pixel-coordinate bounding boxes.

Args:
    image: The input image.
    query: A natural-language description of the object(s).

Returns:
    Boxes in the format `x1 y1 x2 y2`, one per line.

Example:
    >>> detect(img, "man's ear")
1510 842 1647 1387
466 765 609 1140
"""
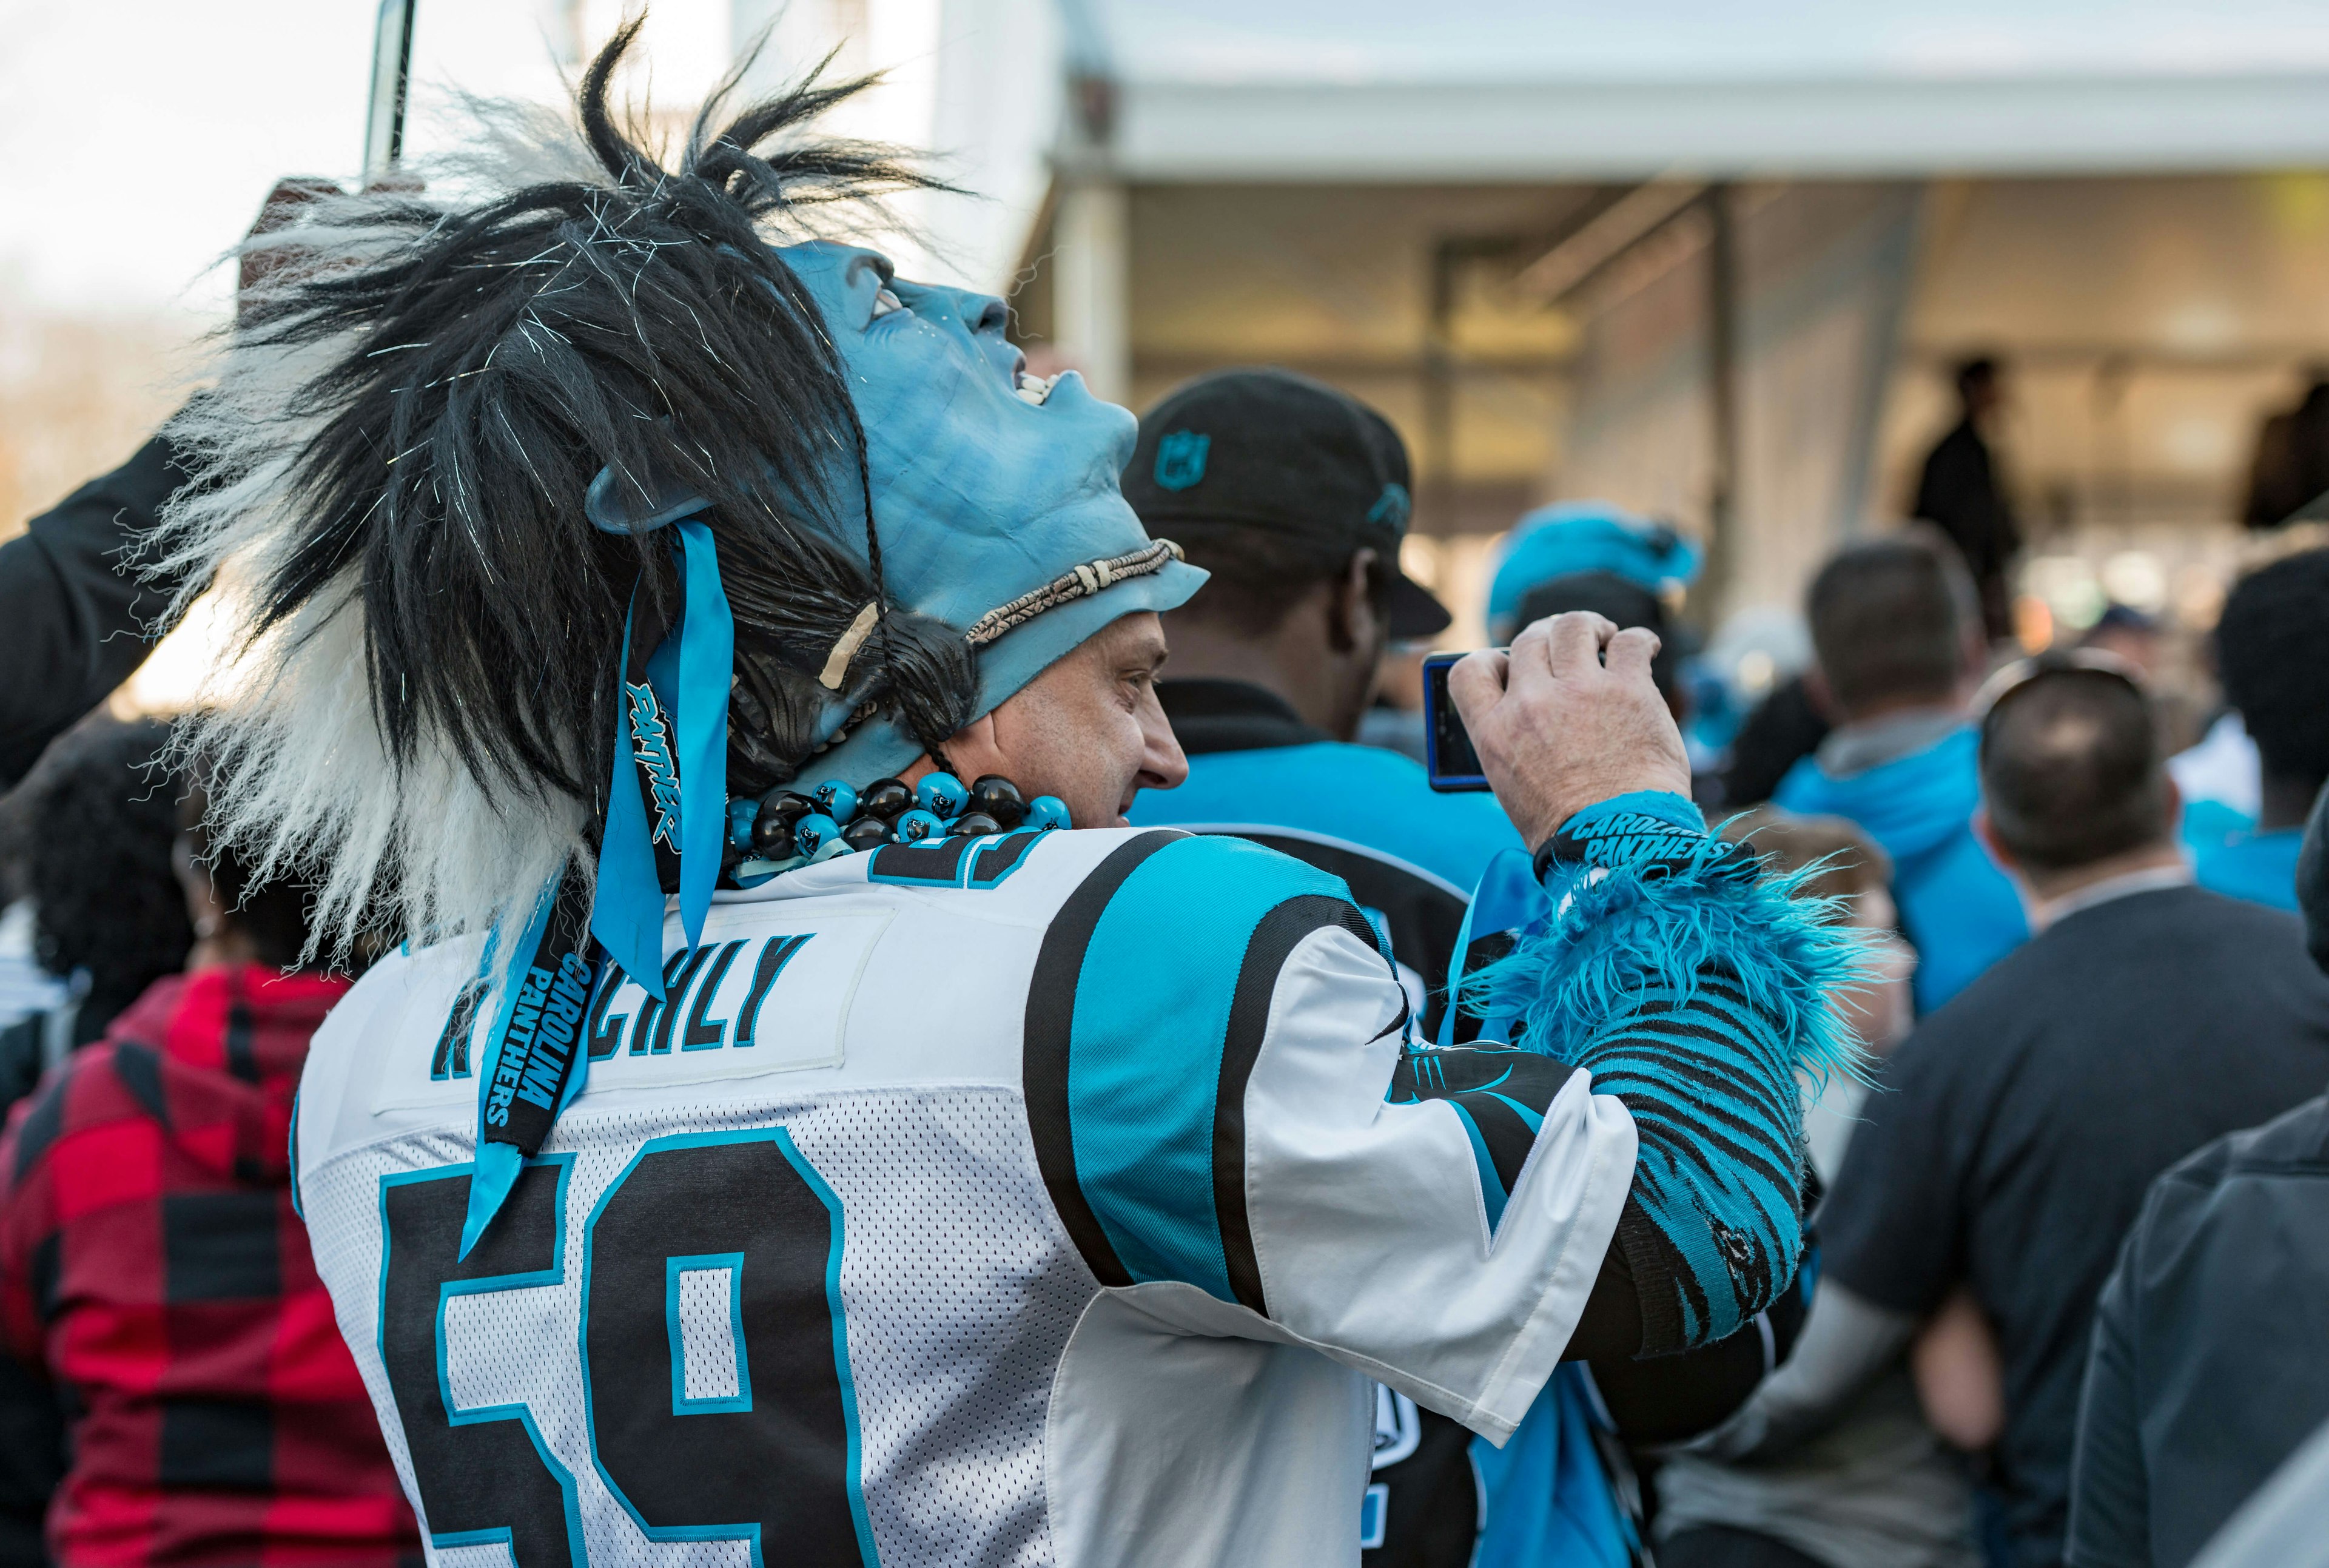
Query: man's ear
2160 774 2183 841
1328 547 1382 656
1971 806 2015 872
907 712 1005 787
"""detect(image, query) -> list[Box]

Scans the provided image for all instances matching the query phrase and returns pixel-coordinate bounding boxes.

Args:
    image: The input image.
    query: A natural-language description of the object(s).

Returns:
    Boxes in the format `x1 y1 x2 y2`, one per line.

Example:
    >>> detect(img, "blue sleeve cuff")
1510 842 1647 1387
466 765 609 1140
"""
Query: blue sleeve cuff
1532 790 1709 885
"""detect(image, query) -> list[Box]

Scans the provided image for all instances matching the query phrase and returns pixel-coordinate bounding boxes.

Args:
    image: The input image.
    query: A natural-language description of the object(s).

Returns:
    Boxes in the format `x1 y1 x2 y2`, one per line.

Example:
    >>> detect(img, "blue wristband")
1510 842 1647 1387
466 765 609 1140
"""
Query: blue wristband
1530 790 1709 885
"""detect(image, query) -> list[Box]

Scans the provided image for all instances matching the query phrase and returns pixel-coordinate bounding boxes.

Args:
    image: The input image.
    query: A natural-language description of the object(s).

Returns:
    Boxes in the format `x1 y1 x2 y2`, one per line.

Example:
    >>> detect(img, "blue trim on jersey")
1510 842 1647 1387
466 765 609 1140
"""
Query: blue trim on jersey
665 1253 753 1415
374 1154 586 1566
577 1127 876 1568
1066 835 1349 1302
1448 1102 1508 1234
781 1128 880 1566
1482 1092 1544 1134
286 1093 302 1220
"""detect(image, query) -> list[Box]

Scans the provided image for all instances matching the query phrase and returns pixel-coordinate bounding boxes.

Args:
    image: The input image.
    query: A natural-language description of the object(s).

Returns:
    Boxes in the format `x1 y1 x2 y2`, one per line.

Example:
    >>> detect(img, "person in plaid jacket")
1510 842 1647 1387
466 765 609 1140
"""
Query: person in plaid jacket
0 791 417 1567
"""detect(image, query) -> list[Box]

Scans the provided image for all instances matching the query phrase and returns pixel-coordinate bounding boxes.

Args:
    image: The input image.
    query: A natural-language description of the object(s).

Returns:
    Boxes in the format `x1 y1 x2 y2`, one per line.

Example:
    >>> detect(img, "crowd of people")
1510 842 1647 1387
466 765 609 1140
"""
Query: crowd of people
0 36 2325 1568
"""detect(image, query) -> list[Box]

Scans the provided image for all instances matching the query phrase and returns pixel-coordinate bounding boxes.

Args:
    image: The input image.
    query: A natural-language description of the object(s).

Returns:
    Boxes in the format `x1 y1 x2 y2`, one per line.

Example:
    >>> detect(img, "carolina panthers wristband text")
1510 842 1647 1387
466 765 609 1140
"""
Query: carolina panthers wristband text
1530 790 1712 886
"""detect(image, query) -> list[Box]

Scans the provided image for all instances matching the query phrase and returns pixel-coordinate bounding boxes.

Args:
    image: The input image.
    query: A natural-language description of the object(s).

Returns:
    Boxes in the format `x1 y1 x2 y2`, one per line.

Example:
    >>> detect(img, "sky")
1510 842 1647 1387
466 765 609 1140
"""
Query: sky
8 0 2329 317
0 0 773 317
0 0 375 315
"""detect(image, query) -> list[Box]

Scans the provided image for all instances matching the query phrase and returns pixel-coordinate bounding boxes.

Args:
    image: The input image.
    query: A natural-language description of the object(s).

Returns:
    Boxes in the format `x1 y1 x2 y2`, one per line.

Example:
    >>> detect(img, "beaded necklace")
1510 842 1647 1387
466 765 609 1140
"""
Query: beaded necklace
723 772 1069 887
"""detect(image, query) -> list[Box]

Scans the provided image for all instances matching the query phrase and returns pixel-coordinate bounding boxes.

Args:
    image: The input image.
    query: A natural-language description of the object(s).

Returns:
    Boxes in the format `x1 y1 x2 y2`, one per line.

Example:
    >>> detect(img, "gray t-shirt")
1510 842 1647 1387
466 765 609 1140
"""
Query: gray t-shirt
1656 1365 1978 1568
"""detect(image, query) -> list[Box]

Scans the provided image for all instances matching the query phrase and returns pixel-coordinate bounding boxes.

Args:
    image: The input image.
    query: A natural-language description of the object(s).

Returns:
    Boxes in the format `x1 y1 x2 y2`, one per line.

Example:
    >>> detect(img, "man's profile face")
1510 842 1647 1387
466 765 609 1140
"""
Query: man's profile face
967 613 1186 829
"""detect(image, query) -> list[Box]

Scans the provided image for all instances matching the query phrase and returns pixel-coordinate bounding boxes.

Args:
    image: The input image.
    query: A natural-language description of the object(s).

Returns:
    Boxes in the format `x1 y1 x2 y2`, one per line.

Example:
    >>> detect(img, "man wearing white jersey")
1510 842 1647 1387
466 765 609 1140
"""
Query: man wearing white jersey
155 29 1859 1568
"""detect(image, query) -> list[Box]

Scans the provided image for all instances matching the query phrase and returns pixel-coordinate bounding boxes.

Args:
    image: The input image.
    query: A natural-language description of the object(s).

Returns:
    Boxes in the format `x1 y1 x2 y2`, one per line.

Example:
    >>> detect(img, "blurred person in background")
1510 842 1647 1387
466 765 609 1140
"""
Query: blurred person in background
2067 780 2329 1568
2239 374 2329 530
1654 808 1975 1568
0 764 417 1568
0 720 192 1109
1484 502 1698 652
1718 809 1916 1175
2079 605 2163 682
1359 643 1431 763
2138 790 2329 1568
1719 675 1832 810
0 900 61 1046
1775 531 2026 1012
1727 658 2329 1568
2186 547 2329 911
0 440 194 793
1914 357 2023 643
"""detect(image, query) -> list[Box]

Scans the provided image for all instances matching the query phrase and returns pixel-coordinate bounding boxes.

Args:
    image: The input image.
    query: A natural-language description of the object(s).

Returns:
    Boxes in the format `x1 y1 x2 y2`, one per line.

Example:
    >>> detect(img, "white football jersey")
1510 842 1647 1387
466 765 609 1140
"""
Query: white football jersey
294 826 1638 1568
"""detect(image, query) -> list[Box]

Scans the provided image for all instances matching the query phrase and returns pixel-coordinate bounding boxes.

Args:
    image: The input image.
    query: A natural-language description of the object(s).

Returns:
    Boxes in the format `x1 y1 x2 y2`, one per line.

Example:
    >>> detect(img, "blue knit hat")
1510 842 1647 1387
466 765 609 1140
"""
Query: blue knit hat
1487 502 1698 641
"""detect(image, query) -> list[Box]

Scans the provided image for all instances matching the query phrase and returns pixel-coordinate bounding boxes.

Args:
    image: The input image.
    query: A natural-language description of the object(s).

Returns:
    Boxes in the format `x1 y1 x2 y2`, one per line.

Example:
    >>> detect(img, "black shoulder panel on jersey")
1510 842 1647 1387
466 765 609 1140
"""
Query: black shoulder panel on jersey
432 977 486 1079
1215 894 1382 1313
1390 1045 1578 1200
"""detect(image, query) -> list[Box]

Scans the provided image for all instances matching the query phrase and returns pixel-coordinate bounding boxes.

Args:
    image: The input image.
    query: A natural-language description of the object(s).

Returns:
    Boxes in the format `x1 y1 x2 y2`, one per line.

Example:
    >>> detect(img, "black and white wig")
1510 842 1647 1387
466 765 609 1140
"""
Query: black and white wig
154 24 976 958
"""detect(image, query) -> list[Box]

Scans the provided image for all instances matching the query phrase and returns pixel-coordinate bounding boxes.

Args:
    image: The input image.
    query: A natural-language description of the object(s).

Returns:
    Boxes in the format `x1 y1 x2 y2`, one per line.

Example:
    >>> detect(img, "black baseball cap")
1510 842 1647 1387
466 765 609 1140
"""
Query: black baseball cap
1123 368 1452 638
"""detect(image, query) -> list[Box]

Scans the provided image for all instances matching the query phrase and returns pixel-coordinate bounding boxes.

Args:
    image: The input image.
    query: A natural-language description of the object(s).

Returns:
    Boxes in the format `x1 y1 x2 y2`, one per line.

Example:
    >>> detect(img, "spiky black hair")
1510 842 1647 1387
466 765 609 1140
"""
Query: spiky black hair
266 22 974 800
156 23 977 952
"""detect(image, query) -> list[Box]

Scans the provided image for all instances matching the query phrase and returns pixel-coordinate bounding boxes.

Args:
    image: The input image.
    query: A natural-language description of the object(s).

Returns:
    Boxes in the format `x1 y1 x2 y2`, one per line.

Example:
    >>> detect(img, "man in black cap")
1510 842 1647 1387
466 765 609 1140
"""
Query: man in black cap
1126 369 1632 1564
1124 368 1521 1030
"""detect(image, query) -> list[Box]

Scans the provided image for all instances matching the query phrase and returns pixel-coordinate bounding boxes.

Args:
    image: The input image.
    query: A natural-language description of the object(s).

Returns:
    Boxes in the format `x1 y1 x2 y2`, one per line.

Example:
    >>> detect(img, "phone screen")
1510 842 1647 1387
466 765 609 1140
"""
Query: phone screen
1422 653 1491 792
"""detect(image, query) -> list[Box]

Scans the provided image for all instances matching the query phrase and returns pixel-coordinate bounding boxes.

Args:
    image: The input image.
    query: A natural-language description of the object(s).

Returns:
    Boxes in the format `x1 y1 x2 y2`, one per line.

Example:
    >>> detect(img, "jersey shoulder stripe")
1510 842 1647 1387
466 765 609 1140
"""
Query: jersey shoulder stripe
1023 831 1381 1313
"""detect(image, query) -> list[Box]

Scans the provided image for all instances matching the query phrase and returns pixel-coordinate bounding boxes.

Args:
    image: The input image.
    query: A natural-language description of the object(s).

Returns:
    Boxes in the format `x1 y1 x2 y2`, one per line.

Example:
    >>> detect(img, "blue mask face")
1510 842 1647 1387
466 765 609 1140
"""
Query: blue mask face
775 243 1205 782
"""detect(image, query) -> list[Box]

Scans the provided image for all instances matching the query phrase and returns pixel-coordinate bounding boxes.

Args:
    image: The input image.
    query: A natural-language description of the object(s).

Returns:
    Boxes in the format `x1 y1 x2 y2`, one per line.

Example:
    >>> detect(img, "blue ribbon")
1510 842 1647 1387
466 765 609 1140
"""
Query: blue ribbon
671 517 733 954
586 514 733 992
459 477 736 1254
593 597 667 998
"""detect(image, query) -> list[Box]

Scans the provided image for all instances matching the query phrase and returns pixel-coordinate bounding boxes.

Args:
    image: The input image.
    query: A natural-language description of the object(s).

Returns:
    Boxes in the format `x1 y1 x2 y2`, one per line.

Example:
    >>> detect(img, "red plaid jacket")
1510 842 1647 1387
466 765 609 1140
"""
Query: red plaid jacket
0 964 418 1568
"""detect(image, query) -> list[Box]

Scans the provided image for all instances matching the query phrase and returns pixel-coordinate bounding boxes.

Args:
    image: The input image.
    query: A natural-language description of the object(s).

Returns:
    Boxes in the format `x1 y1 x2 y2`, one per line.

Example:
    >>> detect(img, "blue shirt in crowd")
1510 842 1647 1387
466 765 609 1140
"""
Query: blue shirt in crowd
1134 695 1520 891
1131 679 1523 1032
1775 716 2028 1013
2180 801 2310 913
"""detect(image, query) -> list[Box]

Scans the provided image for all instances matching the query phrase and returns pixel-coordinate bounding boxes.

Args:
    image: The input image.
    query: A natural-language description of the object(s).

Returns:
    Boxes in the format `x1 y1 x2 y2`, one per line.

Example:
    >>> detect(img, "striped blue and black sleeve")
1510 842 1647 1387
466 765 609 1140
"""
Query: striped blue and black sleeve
1471 792 1866 1356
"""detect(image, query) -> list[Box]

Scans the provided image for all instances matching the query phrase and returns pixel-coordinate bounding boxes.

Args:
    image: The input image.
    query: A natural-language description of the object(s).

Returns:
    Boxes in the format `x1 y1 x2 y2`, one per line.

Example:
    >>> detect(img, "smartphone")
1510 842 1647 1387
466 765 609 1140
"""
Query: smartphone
1422 651 1491 792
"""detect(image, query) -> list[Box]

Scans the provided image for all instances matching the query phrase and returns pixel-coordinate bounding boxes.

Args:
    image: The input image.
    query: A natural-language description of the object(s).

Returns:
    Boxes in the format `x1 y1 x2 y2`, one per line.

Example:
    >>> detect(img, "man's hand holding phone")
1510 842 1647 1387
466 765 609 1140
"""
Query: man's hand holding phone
1447 612 1692 852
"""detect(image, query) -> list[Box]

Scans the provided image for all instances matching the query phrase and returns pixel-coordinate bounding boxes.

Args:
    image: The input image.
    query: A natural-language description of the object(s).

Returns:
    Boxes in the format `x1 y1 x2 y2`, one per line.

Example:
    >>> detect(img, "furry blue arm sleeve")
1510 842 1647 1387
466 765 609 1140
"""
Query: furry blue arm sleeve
1474 792 1866 1356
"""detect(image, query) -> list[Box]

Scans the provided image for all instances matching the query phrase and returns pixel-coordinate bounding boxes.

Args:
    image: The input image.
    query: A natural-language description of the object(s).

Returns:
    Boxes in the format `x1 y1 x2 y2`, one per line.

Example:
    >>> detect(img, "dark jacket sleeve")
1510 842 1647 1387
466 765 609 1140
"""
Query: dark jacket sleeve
0 419 199 787
2068 1233 2154 1568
